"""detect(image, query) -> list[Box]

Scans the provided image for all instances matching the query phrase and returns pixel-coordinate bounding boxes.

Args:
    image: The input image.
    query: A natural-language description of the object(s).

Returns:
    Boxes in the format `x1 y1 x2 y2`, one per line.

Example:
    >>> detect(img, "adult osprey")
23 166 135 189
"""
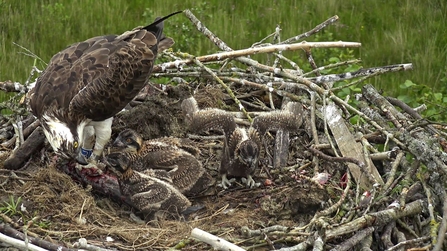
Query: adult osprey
29 11 182 164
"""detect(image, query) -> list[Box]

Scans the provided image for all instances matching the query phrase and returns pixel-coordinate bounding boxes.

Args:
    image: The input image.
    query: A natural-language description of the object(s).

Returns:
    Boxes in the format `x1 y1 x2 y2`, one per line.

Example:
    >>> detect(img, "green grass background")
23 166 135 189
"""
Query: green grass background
1 0 446 100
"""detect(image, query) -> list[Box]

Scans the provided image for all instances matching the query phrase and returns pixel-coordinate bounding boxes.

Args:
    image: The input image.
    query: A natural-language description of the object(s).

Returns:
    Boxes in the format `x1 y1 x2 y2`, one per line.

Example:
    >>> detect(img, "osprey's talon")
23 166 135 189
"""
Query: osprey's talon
75 162 104 176
242 175 258 188
220 174 235 189
75 152 104 177
91 155 101 166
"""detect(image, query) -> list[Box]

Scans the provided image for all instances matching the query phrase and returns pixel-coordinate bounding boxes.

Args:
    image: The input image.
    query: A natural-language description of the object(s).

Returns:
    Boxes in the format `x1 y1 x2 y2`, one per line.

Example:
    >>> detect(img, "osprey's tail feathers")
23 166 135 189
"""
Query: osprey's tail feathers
143 11 183 41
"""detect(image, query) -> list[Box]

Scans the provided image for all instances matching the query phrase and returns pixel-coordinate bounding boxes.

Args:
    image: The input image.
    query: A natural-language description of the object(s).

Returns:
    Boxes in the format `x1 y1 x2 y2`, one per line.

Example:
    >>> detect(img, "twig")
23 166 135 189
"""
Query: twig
304 47 320 76
269 24 283 109
308 147 364 168
398 159 420 208
396 218 419 239
311 64 413 84
0 80 28 93
329 71 380 92
325 200 424 240
0 232 49 251
178 52 252 122
391 227 406 251
219 77 308 104
386 235 431 251
12 42 47 66
156 41 361 73
310 92 320 171
275 240 310 251
386 96 438 134
433 189 447 251
241 225 289 238
190 228 246 251
313 234 324 251
329 227 374 251
369 147 399 160
186 134 224 140
280 15 339 44
292 171 352 233
381 221 395 249
272 52 303 73
382 151 404 192
302 59 361 77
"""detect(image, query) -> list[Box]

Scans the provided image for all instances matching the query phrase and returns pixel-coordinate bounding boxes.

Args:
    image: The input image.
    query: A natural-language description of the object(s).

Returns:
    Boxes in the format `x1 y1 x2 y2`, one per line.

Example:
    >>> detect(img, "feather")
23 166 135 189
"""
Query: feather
182 96 303 189
105 150 191 221
111 129 212 196
29 11 182 163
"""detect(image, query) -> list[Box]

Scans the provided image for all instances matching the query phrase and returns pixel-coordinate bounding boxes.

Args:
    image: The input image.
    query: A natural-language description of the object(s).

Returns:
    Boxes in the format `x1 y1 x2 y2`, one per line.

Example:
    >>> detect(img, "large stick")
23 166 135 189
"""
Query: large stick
191 228 246 251
154 41 360 73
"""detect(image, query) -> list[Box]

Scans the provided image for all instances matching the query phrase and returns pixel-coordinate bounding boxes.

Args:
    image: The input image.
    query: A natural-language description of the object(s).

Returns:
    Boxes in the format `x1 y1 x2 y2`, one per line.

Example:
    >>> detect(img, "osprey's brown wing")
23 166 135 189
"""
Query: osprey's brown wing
30 12 180 122
68 29 162 121
29 34 118 119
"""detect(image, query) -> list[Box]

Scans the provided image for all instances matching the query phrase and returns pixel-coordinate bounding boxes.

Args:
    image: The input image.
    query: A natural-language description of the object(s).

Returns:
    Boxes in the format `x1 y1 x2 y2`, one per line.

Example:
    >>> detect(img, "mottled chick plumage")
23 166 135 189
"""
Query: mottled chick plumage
112 129 212 196
182 97 303 189
106 151 191 221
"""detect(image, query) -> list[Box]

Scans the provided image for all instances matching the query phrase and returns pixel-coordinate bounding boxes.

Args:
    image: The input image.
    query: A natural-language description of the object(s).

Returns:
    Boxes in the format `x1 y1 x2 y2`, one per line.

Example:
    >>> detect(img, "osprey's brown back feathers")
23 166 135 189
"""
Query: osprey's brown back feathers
30 11 181 124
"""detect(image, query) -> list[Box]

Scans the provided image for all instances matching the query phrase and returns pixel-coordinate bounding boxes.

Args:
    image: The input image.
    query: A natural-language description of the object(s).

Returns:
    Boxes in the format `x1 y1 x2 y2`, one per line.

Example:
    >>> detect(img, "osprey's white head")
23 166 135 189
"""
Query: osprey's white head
41 114 88 163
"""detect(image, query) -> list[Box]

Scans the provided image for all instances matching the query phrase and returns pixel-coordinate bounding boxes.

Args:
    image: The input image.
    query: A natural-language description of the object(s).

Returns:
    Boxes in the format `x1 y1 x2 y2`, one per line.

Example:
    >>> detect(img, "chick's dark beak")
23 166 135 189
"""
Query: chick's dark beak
112 138 125 148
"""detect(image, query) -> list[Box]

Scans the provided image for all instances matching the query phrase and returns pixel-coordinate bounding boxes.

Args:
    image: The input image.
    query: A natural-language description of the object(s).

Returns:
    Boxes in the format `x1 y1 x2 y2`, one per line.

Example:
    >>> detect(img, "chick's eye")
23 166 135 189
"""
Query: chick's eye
126 138 132 143
73 141 79 149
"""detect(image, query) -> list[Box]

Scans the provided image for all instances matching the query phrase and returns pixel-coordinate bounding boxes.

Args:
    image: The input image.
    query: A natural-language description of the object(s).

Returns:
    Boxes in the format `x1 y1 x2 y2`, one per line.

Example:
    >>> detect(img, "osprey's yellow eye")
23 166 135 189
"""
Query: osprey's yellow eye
73 141 79 149
126 138 132 143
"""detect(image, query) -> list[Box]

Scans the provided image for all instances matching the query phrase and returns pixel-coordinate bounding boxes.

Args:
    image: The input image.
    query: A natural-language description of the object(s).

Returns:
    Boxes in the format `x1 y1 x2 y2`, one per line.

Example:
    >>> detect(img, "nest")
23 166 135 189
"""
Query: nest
1 9 447 251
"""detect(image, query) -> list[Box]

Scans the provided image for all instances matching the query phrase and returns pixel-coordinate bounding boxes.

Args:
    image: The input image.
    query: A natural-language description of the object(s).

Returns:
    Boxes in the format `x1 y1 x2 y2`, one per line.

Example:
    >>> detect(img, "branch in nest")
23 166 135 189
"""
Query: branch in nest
154 41 361 73
0 223 75 251
0 80 28 93
190 228 246 251
331 226 375 251
311 63 413 84
325 199 425 240
3 126 45 170
280 15 339 44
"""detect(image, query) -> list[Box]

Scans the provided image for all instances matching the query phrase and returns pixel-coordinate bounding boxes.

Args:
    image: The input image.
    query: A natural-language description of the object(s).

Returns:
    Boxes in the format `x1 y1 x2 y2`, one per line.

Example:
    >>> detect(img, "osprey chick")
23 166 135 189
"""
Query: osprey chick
112 129 212 196
105 151 191 221
182 97 303 189
29 11 182 164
